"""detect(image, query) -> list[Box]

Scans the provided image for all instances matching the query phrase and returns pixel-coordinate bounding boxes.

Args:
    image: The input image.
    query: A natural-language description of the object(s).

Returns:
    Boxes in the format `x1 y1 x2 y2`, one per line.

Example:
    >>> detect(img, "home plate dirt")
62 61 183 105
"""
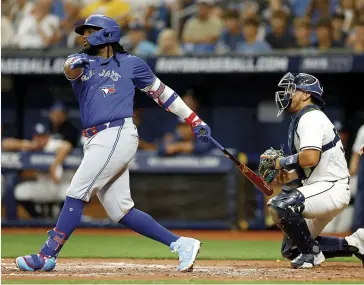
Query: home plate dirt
2 259 364 282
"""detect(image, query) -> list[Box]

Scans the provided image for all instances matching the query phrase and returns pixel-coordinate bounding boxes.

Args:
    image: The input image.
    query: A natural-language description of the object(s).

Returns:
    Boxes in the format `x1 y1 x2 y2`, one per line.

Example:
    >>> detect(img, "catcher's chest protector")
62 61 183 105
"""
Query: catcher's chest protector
288 104 321 155
288 104 321 180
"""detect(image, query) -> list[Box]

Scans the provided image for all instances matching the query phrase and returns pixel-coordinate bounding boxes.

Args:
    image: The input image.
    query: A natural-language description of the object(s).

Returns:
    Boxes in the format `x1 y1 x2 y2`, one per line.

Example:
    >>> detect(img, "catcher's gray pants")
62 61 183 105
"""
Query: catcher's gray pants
66 117 138 222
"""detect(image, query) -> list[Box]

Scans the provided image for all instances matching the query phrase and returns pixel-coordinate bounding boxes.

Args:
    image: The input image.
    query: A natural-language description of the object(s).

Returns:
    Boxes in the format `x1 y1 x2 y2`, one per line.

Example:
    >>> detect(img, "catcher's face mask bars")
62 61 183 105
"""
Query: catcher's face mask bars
275 72 296 117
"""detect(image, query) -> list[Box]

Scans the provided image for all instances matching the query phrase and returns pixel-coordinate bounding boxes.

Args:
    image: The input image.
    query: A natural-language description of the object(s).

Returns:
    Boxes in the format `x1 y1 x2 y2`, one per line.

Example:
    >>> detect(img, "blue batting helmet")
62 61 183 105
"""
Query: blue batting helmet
75 15 121 46
275 72 325 116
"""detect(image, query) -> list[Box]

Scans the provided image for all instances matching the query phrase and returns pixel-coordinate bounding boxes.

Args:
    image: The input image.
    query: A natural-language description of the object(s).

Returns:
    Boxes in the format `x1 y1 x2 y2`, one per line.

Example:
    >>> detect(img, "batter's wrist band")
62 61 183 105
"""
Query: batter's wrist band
279 154 299 170
184 112 199 125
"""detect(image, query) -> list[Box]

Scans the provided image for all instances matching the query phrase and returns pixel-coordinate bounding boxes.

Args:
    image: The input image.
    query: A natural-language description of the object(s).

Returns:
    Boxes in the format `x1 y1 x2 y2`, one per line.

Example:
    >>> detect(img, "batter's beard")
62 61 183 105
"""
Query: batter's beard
82 44 102 56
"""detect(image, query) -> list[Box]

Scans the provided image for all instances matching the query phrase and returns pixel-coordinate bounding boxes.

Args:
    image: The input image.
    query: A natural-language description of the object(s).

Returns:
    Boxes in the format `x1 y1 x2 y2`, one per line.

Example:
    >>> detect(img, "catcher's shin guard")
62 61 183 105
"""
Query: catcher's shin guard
268 188 319 255
281 235 300 260
281 235 357 261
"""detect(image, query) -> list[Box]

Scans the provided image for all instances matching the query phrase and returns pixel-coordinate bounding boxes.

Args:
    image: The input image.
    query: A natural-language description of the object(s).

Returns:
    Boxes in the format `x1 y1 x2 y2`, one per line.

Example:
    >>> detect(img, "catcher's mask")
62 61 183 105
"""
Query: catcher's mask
275 72 325 116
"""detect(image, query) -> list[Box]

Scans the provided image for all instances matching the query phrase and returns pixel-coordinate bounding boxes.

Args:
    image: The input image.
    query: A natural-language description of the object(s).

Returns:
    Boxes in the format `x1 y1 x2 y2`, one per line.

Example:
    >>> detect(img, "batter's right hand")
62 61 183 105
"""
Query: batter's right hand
70 56 90 70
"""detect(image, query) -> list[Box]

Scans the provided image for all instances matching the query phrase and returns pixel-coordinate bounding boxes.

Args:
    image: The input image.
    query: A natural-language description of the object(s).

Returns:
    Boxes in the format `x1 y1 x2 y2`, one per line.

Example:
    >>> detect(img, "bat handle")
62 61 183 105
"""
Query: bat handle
210 137 225 151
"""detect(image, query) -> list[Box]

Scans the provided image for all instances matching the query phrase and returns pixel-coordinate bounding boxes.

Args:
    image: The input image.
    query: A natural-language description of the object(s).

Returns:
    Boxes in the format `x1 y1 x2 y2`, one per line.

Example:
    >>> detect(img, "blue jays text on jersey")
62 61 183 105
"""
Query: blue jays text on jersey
65 53 155 129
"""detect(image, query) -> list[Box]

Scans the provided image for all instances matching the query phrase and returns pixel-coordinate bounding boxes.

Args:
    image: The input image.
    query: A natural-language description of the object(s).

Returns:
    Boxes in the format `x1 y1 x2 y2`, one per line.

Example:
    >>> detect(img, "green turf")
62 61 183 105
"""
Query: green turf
1 233 356 262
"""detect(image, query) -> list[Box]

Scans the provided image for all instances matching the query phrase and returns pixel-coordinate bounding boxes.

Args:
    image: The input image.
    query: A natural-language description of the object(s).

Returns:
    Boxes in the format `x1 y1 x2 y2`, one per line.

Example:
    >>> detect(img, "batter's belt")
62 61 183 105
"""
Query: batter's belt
82 118 125 138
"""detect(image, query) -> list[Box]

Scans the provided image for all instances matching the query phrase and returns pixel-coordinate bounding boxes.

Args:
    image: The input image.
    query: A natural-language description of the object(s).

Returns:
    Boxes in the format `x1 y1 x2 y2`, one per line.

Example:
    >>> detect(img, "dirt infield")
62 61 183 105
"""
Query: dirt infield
3 229 360 282
2 258 364 282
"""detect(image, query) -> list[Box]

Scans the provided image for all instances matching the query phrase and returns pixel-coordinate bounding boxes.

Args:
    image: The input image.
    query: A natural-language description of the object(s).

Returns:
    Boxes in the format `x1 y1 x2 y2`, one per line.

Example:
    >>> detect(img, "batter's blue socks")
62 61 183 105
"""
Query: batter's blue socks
120 208 179 246
40 196 84 257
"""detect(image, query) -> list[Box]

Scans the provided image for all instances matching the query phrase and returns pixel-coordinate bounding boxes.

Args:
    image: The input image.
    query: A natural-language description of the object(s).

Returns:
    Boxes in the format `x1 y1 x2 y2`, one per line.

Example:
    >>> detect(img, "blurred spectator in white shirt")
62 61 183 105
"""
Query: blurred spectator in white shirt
156 28 183 55
335 0 356 32
9 0 35 32
15 0 61 49
59 0 82 48
1 1 15 48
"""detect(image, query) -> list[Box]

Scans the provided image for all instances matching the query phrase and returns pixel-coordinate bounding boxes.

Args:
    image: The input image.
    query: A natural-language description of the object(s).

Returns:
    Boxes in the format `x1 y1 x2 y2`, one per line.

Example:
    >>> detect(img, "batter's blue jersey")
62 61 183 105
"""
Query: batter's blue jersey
66 53 155 129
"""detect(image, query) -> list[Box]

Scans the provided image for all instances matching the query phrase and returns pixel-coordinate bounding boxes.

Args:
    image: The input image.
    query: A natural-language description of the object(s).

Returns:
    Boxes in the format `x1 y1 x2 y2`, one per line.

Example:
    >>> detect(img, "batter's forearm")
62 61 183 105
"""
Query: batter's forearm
142 77 202 124
64 57 83 80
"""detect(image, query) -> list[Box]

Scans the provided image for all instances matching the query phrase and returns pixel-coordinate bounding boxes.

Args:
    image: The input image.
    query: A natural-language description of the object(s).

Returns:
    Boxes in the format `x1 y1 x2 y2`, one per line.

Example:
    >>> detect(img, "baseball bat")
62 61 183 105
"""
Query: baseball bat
210 137 273 196
197 129 273 196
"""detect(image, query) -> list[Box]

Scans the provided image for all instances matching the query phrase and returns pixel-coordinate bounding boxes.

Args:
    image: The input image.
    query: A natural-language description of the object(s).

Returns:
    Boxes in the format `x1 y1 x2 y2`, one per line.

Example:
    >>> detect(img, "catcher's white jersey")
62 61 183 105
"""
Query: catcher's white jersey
294 110 349 185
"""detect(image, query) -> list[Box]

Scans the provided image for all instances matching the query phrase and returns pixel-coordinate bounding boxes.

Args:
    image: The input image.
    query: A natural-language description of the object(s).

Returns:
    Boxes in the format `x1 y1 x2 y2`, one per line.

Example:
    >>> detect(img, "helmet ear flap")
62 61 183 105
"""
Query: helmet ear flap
87 27 121 46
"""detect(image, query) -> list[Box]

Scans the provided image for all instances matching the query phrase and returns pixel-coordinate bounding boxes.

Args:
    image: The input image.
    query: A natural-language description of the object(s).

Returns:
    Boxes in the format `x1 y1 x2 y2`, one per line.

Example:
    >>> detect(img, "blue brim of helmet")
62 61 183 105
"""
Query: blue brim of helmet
75 24 102 35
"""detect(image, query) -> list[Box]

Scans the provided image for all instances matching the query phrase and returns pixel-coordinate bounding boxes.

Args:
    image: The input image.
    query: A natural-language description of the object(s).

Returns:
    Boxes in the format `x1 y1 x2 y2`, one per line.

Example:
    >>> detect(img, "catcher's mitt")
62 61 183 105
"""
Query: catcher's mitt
259 147 284 183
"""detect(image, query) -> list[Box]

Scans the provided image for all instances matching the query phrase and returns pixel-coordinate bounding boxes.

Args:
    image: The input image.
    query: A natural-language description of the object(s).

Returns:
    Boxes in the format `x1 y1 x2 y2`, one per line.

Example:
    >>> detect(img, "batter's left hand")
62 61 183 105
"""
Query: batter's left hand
70 56 90 70
192 121 211 143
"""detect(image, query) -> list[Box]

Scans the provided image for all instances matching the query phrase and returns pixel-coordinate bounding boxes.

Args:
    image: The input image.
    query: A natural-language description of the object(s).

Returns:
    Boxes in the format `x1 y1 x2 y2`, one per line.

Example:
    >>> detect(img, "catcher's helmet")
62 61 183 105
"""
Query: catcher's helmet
75 15 121 46
275 72 324 116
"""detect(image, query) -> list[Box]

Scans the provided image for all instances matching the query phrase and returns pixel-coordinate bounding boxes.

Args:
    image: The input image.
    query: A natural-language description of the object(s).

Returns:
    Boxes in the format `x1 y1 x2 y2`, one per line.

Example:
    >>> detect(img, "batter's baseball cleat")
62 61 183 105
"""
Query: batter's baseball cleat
15 254 56 271
291 252 325 269
345 228 364 266
170 237 201 272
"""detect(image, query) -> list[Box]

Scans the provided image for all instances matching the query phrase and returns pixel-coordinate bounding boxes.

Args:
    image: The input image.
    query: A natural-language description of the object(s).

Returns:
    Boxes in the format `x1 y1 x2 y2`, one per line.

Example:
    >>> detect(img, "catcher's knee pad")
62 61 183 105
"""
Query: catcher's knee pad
267 188 305 225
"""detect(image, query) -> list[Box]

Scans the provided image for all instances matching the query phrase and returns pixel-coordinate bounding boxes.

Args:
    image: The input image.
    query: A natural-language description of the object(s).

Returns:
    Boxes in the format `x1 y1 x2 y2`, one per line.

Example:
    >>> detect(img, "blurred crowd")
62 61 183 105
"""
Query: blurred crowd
2 0 364 55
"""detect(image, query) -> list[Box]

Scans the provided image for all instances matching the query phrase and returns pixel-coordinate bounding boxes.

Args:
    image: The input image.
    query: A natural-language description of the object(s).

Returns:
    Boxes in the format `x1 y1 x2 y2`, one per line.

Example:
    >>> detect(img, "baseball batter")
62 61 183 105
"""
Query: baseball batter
259 72 364 269
16 15 211 272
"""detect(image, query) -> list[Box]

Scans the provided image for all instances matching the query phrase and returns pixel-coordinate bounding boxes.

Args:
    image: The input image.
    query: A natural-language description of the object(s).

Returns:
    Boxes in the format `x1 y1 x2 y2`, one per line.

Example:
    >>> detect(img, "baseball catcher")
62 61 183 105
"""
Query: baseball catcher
259 72 364 269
